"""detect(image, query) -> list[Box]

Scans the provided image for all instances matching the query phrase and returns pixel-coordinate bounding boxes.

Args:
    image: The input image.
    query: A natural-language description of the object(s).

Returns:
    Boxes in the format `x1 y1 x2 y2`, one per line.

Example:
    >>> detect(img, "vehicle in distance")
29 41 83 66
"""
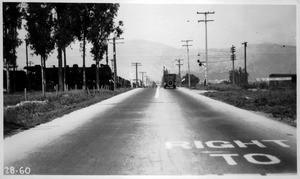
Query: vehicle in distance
162 74 179 89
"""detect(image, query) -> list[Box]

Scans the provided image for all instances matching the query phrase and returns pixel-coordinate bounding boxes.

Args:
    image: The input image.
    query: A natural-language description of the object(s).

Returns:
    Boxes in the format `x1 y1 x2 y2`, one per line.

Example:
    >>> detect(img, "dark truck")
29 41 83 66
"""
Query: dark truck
162 74 179 89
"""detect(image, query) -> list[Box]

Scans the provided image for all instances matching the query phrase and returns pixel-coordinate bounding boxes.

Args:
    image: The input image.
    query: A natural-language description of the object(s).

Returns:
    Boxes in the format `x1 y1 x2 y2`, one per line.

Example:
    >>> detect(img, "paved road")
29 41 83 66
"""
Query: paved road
4 87 297 175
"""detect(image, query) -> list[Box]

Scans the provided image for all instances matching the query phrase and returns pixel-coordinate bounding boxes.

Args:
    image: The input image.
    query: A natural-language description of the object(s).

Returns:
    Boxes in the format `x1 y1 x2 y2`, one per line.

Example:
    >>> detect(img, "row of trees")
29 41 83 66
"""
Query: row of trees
3 2 123 94
182 73 199 87
229 67 248 85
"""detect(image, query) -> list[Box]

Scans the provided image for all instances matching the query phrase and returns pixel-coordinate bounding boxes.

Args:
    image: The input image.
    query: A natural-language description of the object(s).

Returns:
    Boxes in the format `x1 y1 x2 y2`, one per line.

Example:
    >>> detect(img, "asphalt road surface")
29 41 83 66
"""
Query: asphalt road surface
4 87 297 175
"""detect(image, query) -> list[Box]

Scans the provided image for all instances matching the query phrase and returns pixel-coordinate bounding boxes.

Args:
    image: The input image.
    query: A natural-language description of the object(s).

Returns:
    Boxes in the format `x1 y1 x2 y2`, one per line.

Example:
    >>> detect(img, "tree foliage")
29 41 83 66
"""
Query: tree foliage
3 2 23 65
229 67 248 85
182 73 199 87
87 4 122 62
10 3 122 92
52 3 77 50
25 3 55 59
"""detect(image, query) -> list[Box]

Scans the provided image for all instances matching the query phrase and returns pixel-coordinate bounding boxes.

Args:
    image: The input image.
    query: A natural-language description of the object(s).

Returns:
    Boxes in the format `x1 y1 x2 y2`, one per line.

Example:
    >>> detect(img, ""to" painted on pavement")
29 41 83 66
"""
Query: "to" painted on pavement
165 140 290 165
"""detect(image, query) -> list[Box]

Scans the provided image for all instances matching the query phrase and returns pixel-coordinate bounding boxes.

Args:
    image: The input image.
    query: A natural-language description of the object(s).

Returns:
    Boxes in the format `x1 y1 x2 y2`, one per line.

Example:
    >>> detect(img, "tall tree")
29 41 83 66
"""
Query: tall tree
3 2 22 93
52 3 77 91
71 3 94 90
25 3 55 96
87 4 123 89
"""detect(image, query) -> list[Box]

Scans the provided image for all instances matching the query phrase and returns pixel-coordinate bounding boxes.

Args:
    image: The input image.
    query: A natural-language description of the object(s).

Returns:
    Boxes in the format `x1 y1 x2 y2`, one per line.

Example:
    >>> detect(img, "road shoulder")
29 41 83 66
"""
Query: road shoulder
178 87 296 138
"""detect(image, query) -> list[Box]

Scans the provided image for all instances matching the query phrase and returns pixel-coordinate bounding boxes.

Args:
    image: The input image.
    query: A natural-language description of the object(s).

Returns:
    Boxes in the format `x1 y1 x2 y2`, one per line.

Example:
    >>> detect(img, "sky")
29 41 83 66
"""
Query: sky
11 0 298 81
116 3 296 49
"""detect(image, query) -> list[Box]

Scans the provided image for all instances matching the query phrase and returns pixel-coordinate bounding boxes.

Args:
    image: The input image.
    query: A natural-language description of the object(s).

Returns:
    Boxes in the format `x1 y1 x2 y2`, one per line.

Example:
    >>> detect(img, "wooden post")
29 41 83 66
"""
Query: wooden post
87 87 90 95
55 85 58 95
24 88 27 101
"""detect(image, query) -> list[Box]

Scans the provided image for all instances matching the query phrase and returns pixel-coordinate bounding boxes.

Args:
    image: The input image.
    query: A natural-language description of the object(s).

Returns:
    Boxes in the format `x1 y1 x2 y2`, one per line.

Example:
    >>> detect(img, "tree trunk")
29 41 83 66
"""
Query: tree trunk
12 28 17 93
82 30 86 90
13 59 16 93
58 48 63 91
43 56 47 91
41 55 45 97
105 46 108 65
96 57 100 90
6 61 10 94
63 47 67 91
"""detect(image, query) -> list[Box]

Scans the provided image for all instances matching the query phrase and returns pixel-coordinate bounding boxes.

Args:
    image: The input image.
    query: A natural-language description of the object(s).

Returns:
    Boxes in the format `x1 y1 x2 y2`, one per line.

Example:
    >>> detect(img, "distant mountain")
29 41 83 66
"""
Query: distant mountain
15 39 296 82
116 40 296 82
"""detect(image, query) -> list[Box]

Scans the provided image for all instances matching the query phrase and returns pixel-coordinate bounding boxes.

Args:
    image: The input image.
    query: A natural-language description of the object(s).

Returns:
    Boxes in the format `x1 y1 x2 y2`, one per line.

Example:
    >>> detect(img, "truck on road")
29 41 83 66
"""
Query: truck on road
162 74 179 89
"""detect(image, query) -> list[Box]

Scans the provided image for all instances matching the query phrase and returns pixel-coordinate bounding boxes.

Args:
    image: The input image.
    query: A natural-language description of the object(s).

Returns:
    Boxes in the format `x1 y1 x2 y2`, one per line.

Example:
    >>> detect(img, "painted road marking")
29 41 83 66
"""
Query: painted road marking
233 140 266 148
165 140 290 149
155 86 160 99
200 151 230 154
166 141 191 149
262 140 290 147
210 154 239 165
165 140 290 166
209 153 281 165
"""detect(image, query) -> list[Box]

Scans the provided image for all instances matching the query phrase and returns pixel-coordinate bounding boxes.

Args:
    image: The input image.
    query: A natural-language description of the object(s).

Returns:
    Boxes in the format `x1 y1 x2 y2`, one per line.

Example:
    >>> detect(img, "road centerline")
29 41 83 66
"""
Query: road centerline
155 86 160 99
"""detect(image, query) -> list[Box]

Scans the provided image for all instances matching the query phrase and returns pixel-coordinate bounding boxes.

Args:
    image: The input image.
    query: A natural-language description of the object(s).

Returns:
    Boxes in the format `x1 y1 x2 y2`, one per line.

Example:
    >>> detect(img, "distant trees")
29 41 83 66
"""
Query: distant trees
3 2 23 93
229 67 248 85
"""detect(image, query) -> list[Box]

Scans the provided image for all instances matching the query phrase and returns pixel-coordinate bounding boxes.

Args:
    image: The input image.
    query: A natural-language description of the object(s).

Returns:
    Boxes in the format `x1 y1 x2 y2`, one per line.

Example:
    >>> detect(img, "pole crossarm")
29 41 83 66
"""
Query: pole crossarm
197 11 215 14
198 20 214 22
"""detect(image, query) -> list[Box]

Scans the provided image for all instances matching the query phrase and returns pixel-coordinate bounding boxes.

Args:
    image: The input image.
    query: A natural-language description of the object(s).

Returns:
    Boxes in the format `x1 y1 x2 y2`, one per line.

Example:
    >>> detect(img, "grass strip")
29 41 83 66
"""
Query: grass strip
4 88 131 137
198 85 296 127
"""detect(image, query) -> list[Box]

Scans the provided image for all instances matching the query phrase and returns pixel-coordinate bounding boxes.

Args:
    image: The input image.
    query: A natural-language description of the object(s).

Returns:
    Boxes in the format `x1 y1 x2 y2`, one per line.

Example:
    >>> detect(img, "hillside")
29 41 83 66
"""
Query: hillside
116 40 296 82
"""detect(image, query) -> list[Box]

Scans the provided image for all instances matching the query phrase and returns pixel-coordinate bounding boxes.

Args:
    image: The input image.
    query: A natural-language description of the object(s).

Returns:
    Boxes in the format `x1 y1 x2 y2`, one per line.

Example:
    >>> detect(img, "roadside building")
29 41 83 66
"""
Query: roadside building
269 74 296 88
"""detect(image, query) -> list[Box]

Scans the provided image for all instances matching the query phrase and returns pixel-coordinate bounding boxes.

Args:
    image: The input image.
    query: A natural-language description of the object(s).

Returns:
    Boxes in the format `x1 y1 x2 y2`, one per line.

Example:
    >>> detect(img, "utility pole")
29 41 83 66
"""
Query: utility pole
242 42 248 84
198 11 214 86
145 76 149 87
175 59 183 78
140 71 146 87
230 45 236 85
28 61 34 67
108 37 124 90
175 59 183 87
132 62 141 88
181 40 192 88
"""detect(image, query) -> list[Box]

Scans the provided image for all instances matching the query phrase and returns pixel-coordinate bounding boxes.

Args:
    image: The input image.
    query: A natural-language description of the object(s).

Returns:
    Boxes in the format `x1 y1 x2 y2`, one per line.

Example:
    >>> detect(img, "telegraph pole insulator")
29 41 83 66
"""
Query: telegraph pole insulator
230 45 236 54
